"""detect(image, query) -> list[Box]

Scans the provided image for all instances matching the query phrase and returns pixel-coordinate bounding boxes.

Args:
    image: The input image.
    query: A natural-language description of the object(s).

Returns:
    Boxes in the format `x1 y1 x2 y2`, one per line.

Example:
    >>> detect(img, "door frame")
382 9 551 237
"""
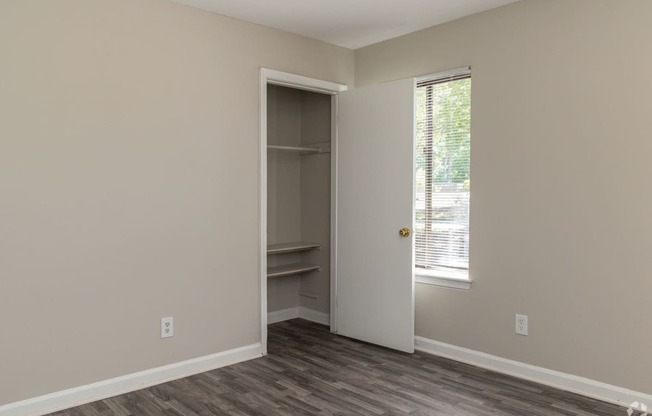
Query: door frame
259 68 347 354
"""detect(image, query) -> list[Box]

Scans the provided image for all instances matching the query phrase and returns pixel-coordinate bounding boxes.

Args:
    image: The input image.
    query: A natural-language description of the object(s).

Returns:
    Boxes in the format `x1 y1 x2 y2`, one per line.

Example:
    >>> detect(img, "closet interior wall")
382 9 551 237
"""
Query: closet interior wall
266 84 332 317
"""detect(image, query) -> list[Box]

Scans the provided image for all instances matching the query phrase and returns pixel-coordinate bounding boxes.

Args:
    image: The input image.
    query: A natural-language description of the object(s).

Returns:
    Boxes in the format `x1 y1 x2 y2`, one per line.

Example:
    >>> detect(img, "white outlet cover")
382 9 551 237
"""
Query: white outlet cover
161 317 174 339
515 314 528 336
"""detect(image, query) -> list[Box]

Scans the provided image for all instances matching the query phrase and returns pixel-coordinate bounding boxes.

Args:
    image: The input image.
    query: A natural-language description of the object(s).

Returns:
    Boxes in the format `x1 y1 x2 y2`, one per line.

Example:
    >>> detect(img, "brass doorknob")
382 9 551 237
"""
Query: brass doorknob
399 227 411 237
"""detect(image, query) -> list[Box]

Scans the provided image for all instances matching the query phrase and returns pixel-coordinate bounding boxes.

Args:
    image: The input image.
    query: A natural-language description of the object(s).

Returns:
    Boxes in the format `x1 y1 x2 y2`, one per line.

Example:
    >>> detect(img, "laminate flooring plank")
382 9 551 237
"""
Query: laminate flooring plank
45 319 625 416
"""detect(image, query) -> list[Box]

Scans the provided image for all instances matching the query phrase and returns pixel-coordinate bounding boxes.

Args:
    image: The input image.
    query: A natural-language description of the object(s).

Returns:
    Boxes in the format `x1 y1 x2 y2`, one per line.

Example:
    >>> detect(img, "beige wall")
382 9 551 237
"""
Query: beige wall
0 0 353 405
299 91 332 314
356 0 652 393
266 86 332 314
267 85 303 312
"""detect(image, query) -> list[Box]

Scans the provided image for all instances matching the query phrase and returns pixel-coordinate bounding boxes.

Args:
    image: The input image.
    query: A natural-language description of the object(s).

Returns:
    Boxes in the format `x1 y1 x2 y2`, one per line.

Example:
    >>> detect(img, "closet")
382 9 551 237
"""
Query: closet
261 70 414 355
265 84 332 325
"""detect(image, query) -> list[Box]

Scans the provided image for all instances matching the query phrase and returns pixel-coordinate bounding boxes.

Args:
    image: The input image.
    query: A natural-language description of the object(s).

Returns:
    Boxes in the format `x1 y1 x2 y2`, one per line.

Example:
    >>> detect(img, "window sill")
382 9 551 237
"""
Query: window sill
415 270 472 290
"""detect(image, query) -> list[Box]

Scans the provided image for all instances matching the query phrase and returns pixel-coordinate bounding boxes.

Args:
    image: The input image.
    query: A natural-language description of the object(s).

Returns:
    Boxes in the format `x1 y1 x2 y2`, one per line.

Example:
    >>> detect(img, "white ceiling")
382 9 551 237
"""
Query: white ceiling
170 0 520 49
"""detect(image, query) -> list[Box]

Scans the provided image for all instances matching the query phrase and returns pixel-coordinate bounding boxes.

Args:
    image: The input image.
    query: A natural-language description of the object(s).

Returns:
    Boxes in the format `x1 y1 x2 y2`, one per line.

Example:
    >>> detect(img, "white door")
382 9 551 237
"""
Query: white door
336 78 415 353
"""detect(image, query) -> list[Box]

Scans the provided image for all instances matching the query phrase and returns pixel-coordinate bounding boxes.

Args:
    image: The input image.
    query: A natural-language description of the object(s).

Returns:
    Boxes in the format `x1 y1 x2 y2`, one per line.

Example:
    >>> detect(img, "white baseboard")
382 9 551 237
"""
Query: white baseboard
6 330 642 416
268 306 330 326
0 343 262 416
267 307 300 324
298 307 330 325
415 336 651 408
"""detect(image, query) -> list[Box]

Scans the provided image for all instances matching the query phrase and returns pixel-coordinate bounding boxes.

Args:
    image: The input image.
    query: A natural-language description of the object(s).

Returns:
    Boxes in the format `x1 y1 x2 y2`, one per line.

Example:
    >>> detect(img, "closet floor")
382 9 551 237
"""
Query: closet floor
48 319 624 416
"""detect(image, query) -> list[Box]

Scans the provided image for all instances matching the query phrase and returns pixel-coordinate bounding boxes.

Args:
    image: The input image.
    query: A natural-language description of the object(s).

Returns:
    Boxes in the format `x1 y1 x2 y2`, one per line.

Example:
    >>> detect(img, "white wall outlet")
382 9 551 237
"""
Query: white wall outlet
515 314 528 336
161 317 174 339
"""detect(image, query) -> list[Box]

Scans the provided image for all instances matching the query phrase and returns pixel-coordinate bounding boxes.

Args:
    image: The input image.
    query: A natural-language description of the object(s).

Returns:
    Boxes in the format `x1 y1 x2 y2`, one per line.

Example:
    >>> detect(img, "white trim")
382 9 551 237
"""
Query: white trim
0 344 262 416
415 336 652 408
259 69 269 355
267 307 300 324
263 69 347 95
330 94 339 333
416 65 471 82
299 307 330 326
259 68 347 348
267 307 330 326
415 273 472 290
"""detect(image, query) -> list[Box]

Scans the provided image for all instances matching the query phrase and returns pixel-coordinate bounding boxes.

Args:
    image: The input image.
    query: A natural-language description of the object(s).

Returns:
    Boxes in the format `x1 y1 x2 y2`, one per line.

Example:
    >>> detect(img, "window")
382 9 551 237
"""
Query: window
414 67 471 288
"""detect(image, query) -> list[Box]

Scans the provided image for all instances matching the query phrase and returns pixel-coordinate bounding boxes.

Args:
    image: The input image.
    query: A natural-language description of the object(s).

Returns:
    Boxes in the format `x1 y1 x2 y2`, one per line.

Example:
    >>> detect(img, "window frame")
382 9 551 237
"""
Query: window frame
414 67 472 291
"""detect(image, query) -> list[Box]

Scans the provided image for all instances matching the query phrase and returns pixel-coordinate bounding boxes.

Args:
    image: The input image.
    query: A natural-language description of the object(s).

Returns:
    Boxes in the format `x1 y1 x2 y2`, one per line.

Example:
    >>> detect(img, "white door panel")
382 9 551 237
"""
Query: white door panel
336 78 415 353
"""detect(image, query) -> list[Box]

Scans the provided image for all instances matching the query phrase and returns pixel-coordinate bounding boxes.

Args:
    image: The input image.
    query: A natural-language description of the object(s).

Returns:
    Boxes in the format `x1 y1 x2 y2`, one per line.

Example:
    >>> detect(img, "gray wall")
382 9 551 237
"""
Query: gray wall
355 0 652 394
0 0 353 405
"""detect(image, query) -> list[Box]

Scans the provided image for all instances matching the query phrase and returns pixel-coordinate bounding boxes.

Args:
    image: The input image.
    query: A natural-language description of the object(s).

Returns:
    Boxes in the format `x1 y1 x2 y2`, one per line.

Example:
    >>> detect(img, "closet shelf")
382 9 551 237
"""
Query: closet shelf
267 241 321 255
267 145 321 154
267 263 320 278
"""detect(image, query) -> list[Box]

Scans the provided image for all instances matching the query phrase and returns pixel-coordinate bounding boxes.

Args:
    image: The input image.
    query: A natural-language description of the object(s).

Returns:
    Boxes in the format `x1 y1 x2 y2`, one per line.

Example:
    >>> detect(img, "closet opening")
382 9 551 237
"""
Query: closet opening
259 69 346 354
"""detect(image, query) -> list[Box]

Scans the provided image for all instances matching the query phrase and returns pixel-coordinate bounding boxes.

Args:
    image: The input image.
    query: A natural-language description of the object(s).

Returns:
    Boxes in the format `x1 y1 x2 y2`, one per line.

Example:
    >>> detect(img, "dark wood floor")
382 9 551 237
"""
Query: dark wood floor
48 319 624 416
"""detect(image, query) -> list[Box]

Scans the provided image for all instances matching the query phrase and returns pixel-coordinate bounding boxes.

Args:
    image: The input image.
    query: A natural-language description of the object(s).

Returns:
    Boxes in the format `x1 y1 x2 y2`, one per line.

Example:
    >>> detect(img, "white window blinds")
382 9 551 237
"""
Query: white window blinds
415 67 471 279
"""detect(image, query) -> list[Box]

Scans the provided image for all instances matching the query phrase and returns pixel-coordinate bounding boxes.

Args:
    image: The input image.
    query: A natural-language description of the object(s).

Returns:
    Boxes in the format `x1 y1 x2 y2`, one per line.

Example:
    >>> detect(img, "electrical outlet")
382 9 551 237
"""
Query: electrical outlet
515 314 528 336
161 317 174 339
